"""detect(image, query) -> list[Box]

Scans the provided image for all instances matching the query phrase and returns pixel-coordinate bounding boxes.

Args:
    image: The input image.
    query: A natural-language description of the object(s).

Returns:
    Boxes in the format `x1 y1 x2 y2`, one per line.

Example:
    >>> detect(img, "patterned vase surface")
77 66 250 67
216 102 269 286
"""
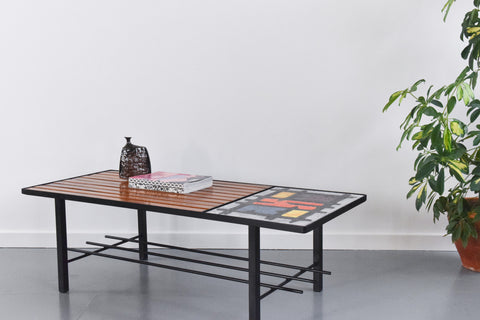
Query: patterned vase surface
119 137 151 179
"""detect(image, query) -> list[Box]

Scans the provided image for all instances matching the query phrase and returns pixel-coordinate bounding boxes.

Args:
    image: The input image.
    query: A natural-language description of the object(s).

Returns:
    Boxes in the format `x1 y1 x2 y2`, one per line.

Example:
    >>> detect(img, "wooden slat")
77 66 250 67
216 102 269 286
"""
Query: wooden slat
76 171 270 197
89 175 267 195
96 171 268 190
59 177 264 200
49 181 232 208
32 185 208 211
70 176 262 198
26 170 272 212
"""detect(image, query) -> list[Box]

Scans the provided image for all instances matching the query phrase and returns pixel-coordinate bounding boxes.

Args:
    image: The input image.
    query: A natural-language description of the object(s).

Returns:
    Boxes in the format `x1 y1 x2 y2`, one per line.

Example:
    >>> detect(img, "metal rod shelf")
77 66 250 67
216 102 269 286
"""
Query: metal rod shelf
67 247 303 294
261 263 316 300
68 235 139 263
86 240 315 284
105 234 331 275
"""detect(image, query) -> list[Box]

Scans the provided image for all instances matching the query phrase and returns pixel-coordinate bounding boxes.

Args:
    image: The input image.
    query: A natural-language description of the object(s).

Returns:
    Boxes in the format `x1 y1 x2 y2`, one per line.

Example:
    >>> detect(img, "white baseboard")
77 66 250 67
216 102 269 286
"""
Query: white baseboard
0 231 456 251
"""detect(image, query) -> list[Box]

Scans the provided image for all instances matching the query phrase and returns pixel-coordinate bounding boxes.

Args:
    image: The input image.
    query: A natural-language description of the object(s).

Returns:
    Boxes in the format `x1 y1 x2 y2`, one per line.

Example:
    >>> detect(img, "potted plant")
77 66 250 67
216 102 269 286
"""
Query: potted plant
383 0 480 271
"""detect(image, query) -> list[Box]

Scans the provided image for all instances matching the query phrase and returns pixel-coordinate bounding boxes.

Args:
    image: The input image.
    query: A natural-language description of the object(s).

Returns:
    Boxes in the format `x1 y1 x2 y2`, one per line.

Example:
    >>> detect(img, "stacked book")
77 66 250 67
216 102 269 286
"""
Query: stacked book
128 171 213 194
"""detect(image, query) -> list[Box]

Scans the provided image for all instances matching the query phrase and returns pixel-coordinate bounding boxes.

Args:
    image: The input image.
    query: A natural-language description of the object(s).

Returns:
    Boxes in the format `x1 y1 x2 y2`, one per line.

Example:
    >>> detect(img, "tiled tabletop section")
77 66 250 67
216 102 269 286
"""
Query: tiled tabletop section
208 187 364 226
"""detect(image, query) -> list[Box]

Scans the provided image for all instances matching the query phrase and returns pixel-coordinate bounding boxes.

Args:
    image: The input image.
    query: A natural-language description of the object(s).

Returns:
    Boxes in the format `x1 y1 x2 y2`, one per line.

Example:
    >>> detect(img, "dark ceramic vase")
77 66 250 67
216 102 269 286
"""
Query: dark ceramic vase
119 137 151 179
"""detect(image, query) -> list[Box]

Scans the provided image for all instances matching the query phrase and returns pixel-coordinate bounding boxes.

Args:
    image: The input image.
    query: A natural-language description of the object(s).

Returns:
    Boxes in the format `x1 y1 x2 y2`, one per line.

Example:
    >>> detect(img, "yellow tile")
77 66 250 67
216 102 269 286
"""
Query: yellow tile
272 192 295 199
282 210 308 218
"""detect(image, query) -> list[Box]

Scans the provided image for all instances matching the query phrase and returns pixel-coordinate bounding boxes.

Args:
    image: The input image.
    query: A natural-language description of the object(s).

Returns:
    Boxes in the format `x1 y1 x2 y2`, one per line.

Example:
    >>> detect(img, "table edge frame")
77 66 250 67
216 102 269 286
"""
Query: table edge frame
21 170 367 234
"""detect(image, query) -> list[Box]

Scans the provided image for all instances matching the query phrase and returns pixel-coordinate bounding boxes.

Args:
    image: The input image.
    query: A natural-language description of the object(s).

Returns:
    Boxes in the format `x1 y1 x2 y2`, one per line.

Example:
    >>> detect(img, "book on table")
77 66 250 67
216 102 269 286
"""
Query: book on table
128 171 213 194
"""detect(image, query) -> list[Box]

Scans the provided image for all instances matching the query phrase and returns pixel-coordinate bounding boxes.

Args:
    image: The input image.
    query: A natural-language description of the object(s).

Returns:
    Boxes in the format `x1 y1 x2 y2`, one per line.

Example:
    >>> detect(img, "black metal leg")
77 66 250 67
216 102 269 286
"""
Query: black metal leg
313 226 323 292
138 209 148 261
55 198 69 293
249 225 260 320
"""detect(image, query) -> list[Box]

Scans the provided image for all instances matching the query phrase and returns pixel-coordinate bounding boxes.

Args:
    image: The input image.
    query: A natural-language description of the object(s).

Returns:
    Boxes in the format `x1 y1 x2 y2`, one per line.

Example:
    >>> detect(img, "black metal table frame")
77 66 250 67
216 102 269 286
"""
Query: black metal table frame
52 198 327 320
22 171 366 320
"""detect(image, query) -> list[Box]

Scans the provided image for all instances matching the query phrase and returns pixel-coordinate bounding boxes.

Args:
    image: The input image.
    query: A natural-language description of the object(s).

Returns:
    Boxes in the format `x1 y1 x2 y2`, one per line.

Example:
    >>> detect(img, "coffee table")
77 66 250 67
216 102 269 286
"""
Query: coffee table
22 170 366 320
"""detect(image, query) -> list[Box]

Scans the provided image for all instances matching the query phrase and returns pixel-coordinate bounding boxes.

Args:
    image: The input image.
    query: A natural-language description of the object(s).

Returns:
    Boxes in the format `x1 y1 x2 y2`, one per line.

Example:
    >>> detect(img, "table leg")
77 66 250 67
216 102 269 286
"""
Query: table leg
138 209 148 261
55 198 69 293
313 226 323 292
248 225 260 320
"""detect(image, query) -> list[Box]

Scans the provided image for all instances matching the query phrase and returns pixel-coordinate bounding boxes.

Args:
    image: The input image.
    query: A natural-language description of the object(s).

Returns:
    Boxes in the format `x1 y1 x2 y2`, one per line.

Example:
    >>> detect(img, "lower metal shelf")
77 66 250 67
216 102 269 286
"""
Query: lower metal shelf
67 234 331 299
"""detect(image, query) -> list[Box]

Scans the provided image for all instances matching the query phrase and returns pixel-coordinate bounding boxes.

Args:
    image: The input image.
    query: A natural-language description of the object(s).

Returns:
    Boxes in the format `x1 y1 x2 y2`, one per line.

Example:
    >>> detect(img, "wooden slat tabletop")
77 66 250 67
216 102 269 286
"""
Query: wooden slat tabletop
23 170 272 212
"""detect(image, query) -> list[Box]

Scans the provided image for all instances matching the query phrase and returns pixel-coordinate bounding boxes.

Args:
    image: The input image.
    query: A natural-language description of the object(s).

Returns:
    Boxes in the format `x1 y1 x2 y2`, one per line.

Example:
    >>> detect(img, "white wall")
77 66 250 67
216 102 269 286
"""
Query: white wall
0 0 472 249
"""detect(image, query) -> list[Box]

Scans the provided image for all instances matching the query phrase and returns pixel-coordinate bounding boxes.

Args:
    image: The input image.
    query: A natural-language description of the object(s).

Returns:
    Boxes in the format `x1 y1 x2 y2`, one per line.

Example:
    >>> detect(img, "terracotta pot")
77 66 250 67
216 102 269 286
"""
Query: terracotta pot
454 198 480 272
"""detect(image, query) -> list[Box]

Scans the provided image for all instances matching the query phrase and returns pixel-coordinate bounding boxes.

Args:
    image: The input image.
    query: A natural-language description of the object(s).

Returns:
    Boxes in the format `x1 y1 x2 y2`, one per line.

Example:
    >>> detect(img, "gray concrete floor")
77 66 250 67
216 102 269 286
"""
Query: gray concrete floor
0 248 479 320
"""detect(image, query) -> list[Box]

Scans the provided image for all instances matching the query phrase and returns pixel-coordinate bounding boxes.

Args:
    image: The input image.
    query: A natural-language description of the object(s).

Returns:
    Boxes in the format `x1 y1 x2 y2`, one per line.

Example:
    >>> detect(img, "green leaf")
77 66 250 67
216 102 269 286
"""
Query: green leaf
461 234 469 248
448 161 466 182
431 100 443 108
447 143 467 160
472 166 480 175
412 131 424 140
451 120 466 136
396 130 409 151
470 56 474 71
465 82 474 99
452 224 461 243
457 198 464 215
461 44 472 59
442 0 456 21
471 109 480 123
421 122 434 133
447 96 457 114
470 99 480 109
415 161 436 181
407 183 422 199
397 123 416 150
436 197 448 212
415 184 427 210
444 129 452 151
428 177 438 193
465 130 480 138
438 168 445 194
474 133 480 146
427 168 445 195
383 91 402 112
414 154 424 170
427 85 434 97
456 86 464 102
460 82 474 105
448 167 463 184
433 86 446 99
423 107 439 117
456 67 470 84
471 176 480 191
400 113 413 130
426 192 436 210
410 79 425 92
449 160 469 173
431 125 443 152
433 203 441 221
445 83 456 96
399 90 409 105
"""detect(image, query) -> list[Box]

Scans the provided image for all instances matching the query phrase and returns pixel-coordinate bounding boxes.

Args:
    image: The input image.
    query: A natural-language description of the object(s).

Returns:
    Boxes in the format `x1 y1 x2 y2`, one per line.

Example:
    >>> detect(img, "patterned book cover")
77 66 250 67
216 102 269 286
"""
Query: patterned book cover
128 171 213 194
